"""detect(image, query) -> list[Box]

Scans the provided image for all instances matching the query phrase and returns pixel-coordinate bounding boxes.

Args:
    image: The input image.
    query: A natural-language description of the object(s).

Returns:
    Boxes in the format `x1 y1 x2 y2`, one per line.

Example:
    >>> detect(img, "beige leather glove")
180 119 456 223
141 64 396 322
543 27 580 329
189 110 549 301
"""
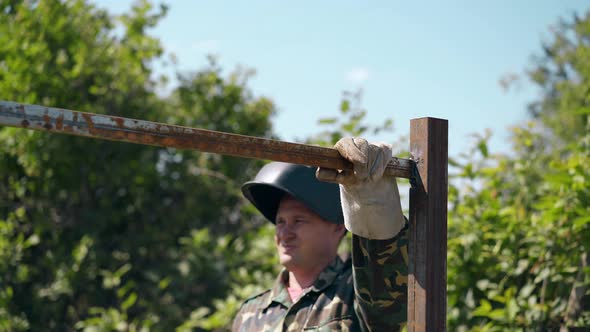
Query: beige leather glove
316 137 405 240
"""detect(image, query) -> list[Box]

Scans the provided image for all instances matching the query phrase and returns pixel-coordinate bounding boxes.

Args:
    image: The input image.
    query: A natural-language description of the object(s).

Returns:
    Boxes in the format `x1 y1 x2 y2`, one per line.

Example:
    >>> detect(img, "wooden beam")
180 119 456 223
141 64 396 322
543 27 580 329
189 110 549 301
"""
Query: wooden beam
408 117 448 331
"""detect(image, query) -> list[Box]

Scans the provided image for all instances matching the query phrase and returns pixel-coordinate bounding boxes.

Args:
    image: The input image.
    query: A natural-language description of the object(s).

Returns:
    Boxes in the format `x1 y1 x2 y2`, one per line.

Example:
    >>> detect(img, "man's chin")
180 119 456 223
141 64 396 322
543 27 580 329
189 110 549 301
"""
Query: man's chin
279 255 297 268
279 255 291 264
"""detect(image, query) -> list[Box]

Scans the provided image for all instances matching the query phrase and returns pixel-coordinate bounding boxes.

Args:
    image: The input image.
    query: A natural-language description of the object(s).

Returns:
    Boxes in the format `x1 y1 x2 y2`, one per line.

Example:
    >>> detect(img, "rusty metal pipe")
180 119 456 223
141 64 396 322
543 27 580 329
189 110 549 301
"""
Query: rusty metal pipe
0 100 414 178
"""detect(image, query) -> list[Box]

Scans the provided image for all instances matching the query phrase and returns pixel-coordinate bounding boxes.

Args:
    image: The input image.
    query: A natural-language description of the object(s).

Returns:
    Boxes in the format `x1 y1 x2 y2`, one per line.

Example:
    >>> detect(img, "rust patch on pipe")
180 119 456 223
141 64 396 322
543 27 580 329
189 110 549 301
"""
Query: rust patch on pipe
81 113 94 133
42 110 52 130
114 117 124 128
55 114 64 130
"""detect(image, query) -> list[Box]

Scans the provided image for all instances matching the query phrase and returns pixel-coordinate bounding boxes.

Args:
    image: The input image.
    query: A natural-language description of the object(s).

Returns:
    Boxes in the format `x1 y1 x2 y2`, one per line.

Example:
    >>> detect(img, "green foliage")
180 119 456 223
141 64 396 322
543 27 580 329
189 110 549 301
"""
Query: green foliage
309 89 395 147
1 1 589 331
527 11 590 144
448 122 590 330
174 226 277 330
0 0 277 330
447 10 590 330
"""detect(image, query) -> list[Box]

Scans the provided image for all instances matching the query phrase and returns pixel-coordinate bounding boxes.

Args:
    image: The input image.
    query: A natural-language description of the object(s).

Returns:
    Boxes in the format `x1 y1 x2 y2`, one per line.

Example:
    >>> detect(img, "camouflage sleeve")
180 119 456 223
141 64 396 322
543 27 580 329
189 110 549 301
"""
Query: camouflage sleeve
351 221 409 332
232 306 244 332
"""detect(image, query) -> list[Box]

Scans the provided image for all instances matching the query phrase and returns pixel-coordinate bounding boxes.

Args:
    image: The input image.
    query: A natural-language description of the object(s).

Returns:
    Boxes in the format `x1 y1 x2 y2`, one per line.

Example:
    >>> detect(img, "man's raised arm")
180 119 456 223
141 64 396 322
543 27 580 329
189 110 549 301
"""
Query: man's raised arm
317 137 408 331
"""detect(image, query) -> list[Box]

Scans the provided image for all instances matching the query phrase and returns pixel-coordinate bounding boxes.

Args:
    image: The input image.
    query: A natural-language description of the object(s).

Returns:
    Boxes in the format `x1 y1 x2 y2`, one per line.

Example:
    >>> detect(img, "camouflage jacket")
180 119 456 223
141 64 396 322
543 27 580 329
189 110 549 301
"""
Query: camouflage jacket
232 223 408 332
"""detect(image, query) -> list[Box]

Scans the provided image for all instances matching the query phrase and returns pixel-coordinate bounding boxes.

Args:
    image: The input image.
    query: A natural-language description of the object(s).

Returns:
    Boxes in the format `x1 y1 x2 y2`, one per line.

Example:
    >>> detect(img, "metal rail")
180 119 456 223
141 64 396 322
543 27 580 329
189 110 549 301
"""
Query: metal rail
0 100 414 178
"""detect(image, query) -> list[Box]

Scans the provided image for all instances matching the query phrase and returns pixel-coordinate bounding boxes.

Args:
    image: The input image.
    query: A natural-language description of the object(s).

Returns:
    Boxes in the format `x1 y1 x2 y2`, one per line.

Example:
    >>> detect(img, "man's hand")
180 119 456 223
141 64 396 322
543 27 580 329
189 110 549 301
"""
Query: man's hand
316 137 405 240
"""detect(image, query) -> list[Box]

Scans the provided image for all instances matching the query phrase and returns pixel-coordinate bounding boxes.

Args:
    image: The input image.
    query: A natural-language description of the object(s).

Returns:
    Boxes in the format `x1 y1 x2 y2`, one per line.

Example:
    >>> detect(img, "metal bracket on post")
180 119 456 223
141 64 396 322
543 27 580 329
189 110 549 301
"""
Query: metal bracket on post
408 117 448 332
409 161 421 190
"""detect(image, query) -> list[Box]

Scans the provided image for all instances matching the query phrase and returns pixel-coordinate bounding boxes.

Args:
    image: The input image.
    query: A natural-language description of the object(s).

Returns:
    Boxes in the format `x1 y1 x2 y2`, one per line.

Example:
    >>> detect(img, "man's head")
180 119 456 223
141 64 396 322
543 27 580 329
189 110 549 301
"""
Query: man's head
241 162 346 271
274 195 345 272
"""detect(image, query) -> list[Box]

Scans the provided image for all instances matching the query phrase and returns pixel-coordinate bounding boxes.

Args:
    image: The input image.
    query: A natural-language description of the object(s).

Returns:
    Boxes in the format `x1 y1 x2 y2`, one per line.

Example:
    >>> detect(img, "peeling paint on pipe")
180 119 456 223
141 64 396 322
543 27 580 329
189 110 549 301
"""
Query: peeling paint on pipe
0 100 414 178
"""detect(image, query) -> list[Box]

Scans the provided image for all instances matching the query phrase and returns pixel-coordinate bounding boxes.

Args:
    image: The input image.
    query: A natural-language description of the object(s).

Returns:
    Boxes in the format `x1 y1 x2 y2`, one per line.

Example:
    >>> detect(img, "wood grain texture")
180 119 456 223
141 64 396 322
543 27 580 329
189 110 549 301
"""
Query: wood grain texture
408 117 448 331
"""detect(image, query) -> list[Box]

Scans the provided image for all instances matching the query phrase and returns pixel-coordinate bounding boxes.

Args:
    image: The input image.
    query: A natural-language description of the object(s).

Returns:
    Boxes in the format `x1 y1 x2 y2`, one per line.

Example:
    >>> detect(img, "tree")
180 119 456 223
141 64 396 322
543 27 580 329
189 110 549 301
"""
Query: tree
0 1 278 330
527 11 590 145
446 9 590 330
3 1 588 331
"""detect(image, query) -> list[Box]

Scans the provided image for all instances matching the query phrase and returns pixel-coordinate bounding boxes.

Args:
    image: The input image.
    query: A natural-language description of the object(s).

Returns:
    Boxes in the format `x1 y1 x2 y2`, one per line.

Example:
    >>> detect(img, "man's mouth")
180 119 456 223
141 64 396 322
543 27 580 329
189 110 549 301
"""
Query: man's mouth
281 243 296 251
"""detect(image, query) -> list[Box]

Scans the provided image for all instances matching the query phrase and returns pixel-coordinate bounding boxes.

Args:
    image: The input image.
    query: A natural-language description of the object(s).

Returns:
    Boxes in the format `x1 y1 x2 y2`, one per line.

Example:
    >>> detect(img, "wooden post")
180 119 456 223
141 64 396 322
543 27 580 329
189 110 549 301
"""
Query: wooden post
408 117 448 331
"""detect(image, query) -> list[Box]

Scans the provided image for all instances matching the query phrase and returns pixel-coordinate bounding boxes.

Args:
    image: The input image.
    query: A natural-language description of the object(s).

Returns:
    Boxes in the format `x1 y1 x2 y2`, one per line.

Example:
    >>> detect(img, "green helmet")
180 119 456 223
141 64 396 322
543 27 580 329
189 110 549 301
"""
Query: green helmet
241 162 344 224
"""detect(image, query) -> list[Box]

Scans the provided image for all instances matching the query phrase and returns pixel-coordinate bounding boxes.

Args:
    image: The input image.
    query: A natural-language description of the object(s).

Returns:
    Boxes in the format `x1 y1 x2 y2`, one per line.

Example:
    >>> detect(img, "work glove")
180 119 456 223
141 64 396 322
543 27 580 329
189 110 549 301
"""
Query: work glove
316 137 405 240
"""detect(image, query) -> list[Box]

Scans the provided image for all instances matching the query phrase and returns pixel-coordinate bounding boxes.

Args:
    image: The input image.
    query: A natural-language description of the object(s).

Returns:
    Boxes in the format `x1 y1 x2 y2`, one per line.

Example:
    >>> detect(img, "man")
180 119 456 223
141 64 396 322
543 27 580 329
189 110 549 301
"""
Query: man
232 137 408 331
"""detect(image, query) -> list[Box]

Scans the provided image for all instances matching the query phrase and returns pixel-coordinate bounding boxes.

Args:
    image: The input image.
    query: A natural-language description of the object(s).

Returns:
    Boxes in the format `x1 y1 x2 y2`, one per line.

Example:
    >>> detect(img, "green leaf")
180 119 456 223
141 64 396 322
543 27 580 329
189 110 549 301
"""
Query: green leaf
572 107 590 115
121 293 137 311
519 283 535 298
340 100 350 113
573 215 590 229
318 117 337 125
478 140 489 158
472 299 492 317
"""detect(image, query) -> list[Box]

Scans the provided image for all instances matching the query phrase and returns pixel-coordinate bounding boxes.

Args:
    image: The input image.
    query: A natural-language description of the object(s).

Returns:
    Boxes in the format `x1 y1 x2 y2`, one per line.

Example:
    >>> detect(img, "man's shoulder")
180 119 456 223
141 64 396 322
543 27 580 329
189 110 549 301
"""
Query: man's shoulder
239 288 272 309
233 288 273 331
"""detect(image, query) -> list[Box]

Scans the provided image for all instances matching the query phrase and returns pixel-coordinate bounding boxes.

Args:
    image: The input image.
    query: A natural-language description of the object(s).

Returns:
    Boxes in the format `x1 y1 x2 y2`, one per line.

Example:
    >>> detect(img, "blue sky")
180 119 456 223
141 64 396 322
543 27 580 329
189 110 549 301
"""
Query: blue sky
98 1 589 157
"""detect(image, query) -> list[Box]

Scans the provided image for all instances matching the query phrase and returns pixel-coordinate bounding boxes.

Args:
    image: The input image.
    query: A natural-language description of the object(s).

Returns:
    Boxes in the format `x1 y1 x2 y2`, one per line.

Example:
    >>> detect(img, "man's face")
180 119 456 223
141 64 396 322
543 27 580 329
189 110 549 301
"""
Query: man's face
274 196 344 273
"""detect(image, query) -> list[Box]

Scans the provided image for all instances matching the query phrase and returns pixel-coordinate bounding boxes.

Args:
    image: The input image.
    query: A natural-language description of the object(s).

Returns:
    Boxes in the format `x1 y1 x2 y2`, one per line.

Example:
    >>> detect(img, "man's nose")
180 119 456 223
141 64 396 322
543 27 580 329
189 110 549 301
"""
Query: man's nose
278 223 296 239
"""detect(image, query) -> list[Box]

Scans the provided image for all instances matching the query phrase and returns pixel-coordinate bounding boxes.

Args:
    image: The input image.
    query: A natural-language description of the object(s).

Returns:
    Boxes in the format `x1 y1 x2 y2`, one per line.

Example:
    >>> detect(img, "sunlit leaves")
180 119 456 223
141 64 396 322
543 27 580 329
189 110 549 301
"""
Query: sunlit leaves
0 0 276 330
449 32 590 327
307 89 396 149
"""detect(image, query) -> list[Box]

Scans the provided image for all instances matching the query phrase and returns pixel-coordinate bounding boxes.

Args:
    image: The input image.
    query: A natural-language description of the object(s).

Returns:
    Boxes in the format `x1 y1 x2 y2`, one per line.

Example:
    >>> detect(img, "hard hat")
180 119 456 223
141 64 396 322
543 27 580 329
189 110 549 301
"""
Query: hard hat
241 162 344 224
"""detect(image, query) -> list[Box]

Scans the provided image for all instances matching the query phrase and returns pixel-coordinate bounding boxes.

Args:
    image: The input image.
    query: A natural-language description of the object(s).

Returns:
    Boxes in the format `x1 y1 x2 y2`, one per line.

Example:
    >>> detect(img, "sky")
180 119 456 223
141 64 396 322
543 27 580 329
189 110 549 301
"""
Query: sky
97 0 589 158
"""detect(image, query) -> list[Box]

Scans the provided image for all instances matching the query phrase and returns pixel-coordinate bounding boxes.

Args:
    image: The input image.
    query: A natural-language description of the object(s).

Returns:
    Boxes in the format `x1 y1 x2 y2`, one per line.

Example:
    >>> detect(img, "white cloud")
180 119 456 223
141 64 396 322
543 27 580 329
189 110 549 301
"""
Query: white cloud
346 67 369 83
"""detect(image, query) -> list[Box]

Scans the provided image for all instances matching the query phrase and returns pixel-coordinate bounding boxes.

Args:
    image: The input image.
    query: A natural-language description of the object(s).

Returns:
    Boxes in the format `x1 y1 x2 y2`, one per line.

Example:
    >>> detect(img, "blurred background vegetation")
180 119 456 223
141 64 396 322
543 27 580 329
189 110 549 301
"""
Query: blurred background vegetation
0 0 588 331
